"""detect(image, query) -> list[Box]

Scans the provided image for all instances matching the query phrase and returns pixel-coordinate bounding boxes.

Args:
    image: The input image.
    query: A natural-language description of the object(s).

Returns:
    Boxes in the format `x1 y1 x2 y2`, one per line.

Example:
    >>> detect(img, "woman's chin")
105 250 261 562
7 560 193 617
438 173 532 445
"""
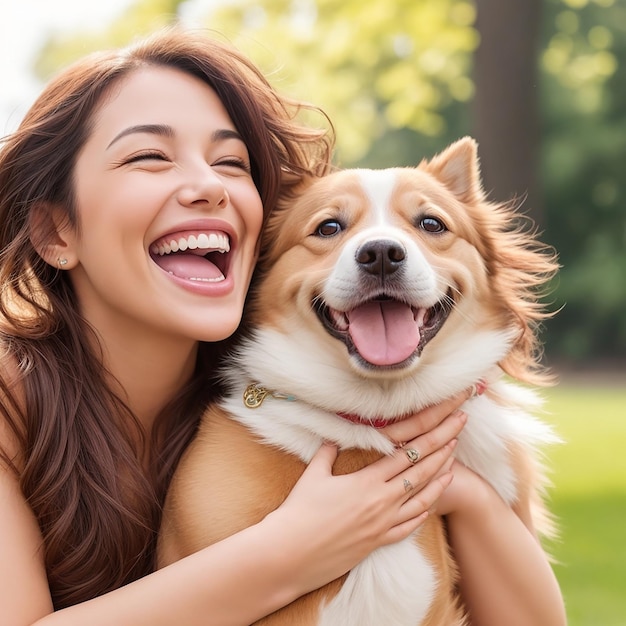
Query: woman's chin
194 313 243 343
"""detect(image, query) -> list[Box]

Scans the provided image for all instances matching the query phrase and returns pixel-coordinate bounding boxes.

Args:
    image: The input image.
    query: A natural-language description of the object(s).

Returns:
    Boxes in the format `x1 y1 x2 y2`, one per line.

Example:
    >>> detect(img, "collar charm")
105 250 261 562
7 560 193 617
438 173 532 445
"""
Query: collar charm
243 383 297 409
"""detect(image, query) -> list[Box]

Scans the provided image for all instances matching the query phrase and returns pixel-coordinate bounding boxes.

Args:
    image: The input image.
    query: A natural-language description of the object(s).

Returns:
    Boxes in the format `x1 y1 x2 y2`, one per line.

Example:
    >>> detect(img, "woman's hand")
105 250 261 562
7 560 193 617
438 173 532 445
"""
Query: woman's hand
266 389 473 596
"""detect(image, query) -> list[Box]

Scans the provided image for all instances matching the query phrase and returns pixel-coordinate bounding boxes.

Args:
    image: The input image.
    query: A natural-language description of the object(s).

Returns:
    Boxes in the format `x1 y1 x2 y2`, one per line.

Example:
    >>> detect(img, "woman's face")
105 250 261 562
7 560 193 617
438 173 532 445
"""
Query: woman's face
67 66 264 346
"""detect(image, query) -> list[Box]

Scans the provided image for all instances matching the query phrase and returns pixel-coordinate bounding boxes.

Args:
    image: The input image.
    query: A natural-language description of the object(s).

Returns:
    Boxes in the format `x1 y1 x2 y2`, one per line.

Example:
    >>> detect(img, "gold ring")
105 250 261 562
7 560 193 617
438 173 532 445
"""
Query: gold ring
403 478 413 493
405 448 421 464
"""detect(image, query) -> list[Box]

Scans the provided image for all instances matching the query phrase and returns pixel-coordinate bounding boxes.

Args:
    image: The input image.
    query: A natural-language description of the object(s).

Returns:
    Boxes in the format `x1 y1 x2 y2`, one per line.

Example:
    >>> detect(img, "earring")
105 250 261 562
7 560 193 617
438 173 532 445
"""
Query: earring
57 257 68 268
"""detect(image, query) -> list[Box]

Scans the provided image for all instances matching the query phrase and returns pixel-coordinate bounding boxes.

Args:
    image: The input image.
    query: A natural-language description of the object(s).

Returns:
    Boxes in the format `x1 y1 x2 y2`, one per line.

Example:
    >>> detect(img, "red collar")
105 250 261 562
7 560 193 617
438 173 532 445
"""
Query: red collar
336 412 395 429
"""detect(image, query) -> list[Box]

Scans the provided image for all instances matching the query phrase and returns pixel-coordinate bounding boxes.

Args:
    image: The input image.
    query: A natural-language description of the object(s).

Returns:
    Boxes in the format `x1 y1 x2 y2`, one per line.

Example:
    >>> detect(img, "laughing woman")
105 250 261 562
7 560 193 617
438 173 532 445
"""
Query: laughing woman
0 28 564 625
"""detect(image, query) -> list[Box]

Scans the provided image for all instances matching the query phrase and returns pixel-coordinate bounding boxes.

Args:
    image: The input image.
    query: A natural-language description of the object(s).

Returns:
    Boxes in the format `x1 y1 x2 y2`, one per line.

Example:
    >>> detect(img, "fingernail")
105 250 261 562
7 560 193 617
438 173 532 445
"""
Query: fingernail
444 452 455 469
452 409 467 423
475 380 487 396
441 471 454 486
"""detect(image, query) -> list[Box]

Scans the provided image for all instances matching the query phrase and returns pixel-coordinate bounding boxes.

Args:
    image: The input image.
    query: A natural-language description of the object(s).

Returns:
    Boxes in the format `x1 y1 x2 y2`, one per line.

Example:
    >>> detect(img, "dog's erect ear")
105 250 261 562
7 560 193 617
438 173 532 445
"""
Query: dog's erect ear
425 137 484 204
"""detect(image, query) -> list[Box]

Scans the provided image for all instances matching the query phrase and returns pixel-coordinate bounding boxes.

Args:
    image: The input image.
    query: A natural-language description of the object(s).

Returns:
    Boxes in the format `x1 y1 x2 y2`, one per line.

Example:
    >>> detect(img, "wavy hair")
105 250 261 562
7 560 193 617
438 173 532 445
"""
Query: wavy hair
0 27 333 609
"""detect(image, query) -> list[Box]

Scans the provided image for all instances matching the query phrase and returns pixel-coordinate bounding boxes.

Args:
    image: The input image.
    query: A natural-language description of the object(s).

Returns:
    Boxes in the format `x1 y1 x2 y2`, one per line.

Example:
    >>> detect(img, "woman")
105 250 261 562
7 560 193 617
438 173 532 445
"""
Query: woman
0 28 565 625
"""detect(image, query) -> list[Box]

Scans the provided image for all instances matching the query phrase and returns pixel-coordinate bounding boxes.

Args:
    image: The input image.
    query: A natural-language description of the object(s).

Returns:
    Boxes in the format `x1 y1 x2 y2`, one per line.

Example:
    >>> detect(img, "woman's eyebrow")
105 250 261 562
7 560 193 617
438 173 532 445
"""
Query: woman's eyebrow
106 125 244 150
107 124 174 149
212 128 244 144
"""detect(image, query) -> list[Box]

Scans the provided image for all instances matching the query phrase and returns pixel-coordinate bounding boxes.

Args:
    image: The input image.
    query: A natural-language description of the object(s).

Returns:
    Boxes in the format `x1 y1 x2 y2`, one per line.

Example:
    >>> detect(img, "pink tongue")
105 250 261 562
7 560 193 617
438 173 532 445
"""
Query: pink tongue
347 301 420 366
154 253 224 281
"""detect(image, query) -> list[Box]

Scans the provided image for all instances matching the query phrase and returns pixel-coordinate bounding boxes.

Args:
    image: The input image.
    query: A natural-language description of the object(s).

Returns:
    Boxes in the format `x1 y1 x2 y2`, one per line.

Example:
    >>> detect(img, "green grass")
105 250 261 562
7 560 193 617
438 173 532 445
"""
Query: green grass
542 384 626 626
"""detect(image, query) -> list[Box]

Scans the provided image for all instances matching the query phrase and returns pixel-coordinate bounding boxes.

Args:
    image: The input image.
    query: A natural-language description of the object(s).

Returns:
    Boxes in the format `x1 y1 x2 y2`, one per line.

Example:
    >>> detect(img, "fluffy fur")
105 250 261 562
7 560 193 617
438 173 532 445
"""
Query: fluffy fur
158 137 559 625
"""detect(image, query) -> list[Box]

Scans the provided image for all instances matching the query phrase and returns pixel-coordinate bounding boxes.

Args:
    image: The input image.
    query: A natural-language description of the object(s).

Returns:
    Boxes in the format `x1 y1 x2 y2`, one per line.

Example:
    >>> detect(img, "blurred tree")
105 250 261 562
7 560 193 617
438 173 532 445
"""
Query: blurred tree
473 0 544 221
198 0 479 165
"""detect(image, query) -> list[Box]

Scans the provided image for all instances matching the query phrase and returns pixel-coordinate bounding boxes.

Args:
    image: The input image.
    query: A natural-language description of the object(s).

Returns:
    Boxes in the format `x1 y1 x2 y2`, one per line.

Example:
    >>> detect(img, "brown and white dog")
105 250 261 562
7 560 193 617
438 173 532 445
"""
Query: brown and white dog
158 138 559 625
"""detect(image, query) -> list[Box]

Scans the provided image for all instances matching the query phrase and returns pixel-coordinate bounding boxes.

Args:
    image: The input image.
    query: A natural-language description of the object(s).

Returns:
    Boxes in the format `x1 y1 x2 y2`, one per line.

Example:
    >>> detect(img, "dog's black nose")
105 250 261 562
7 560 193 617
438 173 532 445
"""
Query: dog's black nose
355 239 406 277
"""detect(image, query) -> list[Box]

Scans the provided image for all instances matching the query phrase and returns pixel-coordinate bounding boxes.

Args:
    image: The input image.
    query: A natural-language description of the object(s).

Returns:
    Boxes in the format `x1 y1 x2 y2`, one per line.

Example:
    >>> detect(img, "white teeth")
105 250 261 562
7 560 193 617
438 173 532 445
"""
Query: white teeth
209 233 227 250
152 233 230 256
168 271 225 282
189 276 226 282
330 309 349 331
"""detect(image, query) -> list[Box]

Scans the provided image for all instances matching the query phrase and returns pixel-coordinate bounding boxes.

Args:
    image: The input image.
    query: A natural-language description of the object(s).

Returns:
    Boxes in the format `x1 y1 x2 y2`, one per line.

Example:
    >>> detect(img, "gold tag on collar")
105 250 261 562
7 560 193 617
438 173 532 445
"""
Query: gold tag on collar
243 383 269 409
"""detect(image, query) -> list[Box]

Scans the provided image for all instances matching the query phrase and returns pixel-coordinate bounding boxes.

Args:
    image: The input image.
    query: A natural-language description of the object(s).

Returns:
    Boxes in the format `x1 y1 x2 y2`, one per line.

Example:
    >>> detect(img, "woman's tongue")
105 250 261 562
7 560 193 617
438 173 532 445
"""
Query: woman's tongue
346 300 420 366
154 252 224 282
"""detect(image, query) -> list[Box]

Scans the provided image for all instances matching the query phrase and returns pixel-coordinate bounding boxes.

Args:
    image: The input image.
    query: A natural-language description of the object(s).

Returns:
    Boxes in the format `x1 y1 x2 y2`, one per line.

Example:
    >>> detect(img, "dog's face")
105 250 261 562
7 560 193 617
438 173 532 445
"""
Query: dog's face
252 138 515 379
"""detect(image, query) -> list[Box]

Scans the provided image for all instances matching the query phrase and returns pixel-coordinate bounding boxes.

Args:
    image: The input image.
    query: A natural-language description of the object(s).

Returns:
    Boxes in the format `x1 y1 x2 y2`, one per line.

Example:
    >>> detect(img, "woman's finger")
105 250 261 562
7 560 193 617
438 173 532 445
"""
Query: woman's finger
382 472 454 545
396 440 457 501
380 385 479 446
307 441 338 473
374 409 466 481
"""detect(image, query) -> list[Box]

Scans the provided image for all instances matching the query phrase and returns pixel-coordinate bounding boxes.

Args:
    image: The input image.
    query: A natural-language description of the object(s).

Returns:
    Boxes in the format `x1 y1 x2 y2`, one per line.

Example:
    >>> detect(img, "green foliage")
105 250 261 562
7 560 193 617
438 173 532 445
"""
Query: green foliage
544 383 626 625
200 0 478 163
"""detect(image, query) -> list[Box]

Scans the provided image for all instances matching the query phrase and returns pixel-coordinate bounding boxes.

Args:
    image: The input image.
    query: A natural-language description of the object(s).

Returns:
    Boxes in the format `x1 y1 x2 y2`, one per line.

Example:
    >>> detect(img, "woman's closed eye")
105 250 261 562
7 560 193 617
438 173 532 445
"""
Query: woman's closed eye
213 156 252 175
119 150 170 165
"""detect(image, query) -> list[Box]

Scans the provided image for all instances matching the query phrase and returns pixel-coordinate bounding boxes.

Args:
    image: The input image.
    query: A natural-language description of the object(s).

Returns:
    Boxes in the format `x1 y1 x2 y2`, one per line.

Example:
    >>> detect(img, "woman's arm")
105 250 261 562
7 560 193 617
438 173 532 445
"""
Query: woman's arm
438 462 567 626
1 396 468 626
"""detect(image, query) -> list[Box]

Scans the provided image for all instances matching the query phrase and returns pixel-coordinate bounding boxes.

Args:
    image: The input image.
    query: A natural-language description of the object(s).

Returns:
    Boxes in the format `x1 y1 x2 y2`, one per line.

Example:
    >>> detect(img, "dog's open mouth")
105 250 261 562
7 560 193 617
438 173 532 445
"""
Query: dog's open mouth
315 295 451 367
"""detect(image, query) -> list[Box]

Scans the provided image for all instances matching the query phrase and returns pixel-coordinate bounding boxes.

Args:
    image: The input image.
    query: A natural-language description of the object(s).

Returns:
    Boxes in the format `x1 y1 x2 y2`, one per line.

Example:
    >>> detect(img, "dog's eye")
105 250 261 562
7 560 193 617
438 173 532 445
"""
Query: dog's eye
315 220 343 237
419 217 447 233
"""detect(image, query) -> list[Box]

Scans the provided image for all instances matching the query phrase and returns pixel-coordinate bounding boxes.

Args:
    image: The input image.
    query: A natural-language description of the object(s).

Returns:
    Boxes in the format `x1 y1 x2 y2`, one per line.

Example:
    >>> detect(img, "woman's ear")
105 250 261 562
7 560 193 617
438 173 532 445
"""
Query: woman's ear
29 203 77 269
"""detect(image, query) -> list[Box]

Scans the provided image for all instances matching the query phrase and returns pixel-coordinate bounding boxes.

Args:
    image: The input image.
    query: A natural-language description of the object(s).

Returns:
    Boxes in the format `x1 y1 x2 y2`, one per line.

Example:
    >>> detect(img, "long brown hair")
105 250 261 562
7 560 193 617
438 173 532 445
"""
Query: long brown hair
0 28 333 609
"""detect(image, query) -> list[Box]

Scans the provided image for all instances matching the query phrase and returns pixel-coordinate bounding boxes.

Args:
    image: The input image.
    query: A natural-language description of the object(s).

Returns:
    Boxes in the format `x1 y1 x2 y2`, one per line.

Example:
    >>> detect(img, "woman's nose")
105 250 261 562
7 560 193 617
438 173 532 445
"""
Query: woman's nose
176 165 229 209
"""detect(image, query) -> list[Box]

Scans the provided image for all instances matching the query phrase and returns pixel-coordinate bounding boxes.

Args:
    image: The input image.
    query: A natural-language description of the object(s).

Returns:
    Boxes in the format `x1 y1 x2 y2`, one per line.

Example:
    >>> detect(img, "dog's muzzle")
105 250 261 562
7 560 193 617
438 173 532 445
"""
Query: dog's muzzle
314 239 452 369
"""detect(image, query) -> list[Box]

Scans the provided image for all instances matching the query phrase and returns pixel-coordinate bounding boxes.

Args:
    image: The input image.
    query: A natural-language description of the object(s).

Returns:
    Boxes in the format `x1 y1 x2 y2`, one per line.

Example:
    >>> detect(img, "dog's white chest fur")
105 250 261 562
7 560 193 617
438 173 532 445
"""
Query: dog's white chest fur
320 539 435 626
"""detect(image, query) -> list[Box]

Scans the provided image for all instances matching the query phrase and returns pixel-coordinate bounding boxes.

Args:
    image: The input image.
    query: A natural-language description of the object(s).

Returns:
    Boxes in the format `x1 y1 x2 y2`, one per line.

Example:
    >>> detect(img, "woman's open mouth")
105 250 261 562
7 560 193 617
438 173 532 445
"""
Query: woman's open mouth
149 231 231 282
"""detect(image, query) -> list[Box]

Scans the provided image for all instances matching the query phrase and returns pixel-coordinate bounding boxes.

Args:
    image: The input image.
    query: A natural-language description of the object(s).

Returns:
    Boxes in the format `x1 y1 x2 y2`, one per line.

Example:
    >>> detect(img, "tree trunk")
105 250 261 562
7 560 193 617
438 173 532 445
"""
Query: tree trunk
472 0 544 224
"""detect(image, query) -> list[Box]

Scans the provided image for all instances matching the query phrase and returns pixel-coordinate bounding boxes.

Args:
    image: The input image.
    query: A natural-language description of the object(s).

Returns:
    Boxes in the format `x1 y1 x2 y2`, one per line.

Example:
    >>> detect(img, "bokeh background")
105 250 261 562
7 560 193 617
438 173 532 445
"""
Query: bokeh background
1 1 624 624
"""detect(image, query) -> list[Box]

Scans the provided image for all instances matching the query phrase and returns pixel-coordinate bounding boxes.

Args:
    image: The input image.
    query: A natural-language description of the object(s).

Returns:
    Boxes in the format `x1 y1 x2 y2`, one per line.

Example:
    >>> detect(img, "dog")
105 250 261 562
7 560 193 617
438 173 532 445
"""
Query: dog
157 137 559 625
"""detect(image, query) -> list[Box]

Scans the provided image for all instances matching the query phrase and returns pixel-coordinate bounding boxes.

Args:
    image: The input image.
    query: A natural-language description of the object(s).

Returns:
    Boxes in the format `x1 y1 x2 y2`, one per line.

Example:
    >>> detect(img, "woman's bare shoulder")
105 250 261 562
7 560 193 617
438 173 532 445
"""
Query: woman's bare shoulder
0 435 53 622
0 349 53 621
